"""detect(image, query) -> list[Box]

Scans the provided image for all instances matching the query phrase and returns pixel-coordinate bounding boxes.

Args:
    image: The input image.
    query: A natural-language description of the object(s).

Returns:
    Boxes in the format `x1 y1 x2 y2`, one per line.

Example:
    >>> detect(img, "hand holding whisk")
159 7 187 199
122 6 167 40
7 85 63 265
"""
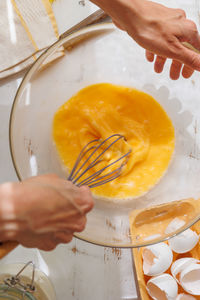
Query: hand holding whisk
0 134 130 260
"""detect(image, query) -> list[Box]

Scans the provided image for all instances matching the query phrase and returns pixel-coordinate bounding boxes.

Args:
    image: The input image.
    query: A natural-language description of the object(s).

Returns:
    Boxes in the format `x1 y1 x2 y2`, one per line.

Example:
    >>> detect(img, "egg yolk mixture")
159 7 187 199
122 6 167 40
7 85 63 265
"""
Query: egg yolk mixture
53 83 175 199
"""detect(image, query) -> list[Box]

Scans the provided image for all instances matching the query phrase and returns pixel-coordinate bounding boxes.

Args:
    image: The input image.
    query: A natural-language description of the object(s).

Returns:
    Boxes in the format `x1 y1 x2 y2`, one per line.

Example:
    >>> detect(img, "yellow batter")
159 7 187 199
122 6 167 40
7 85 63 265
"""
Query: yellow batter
53 83 175 199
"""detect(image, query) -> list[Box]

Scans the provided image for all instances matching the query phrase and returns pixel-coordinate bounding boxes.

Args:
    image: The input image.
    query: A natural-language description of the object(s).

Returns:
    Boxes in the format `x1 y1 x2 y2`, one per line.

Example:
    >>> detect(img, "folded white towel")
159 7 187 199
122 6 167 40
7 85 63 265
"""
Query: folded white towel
0 0 64 79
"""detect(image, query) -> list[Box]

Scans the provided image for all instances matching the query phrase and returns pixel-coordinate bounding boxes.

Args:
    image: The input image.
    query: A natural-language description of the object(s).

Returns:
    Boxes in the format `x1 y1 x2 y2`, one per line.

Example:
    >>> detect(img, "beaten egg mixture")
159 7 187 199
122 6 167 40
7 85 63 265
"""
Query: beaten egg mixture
53 83 175 199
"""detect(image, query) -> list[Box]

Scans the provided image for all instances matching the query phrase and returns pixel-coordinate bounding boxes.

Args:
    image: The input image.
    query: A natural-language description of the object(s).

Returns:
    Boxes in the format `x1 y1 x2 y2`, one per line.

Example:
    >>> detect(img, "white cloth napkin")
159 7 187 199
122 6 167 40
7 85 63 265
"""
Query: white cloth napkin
0 0 64 79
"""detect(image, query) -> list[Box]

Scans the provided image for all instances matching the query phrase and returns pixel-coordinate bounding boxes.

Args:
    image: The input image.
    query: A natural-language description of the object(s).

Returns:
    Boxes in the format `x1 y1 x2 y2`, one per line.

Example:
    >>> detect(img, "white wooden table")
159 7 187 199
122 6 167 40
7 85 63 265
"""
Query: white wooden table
0 1 199 299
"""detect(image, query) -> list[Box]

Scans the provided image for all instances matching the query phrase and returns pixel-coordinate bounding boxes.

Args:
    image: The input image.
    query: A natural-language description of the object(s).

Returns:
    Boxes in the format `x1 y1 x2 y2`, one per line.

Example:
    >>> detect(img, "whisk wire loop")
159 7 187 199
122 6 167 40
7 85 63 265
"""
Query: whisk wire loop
77 149 131 187
68 139 99 181
68 134 131 188
71 134 125 185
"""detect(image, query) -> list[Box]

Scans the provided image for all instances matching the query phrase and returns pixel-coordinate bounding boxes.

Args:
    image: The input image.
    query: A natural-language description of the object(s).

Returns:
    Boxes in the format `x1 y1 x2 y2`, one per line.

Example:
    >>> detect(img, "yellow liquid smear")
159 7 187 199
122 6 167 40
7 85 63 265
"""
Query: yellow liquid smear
53 83 175 199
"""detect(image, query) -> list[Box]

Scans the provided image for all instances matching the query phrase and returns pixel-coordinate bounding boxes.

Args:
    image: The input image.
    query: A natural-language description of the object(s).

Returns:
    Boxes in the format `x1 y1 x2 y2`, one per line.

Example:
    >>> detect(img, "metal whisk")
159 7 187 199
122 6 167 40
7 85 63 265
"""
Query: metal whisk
68 134 131 188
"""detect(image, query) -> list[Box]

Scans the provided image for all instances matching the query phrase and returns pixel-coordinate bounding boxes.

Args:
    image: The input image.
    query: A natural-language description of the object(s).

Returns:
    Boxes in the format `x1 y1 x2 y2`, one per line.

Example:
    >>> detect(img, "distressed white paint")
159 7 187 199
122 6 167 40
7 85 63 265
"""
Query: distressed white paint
0 241 137 300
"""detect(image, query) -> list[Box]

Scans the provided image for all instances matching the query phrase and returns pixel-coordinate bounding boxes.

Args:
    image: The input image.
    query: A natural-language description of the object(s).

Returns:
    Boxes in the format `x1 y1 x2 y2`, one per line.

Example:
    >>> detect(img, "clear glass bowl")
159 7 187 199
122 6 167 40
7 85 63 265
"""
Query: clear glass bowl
9 23 200 248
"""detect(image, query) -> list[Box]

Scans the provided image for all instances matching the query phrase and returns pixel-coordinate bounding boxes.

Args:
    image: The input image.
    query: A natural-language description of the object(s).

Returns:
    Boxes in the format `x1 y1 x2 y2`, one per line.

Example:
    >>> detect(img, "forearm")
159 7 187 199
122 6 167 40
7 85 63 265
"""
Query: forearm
91 0 200 78
89 0 157 45
90 0 143 22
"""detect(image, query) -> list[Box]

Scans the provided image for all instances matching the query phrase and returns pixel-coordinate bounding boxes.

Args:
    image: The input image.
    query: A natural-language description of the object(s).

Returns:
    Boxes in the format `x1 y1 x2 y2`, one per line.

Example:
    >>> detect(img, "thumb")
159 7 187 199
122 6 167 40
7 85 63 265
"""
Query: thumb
176 43 200 71
79 186 94 213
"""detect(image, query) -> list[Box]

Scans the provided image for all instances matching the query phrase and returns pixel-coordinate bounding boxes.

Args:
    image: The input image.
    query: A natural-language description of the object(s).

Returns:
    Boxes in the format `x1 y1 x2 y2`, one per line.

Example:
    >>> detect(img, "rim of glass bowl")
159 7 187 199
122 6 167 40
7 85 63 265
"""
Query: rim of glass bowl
9 22 200 248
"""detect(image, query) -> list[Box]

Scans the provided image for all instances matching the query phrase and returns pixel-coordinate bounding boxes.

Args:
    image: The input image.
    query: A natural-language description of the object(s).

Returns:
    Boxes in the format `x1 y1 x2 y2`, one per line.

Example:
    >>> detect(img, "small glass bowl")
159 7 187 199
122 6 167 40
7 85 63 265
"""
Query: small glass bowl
0 262 56 300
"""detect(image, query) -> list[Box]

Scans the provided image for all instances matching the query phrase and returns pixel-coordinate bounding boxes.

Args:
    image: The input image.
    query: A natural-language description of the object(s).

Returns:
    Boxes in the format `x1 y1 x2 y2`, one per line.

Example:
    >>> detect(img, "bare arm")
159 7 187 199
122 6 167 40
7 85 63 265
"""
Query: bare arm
91 0 200 79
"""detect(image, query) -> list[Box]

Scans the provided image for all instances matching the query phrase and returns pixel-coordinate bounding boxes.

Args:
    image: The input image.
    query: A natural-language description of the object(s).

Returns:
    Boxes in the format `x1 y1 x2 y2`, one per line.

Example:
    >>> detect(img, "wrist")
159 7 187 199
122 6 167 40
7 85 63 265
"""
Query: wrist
0 182 18 218
0 182 21 241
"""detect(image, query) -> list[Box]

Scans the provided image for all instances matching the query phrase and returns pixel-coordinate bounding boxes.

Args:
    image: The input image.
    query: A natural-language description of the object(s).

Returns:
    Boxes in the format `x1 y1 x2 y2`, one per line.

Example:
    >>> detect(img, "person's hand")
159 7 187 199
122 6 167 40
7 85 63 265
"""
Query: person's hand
0 174 94 250
91 0 200 79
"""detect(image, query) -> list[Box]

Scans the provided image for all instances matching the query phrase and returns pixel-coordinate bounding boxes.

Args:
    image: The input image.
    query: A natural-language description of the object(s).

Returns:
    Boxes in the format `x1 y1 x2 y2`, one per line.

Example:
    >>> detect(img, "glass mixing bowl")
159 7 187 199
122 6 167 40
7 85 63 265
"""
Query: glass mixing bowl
9 23 200 248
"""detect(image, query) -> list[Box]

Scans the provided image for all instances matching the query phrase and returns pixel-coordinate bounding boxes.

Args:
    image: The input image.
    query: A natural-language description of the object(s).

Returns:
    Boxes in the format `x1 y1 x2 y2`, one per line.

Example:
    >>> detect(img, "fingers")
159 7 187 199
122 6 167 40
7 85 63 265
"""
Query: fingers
16 230 74 251
40 232 73 250
173 43 200 72
170 60 194 80
146 52 195 79
29 233 73 251
40 215 87 233
157 20 200 72
182 64 195 78
146 51 167 74
163 12 200 69
71 215 87 232
170 60 182 80
78 186 94 213
15 231 58 251
55 180 94 214
17 176 93 250
53 231 73 244
142 5 200 77
146 41 199 78
25 175 94 215
154 56 167 73
146 51 154 62
30 208 87 233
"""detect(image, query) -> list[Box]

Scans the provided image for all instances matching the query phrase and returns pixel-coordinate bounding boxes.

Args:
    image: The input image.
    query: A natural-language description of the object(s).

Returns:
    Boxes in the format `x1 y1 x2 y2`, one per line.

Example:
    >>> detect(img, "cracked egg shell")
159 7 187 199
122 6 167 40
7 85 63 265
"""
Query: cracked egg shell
142 242 173 276
165 218 186 235
180 262 200 295
168 228 199 253
171 257 199 282
146 274 178 300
